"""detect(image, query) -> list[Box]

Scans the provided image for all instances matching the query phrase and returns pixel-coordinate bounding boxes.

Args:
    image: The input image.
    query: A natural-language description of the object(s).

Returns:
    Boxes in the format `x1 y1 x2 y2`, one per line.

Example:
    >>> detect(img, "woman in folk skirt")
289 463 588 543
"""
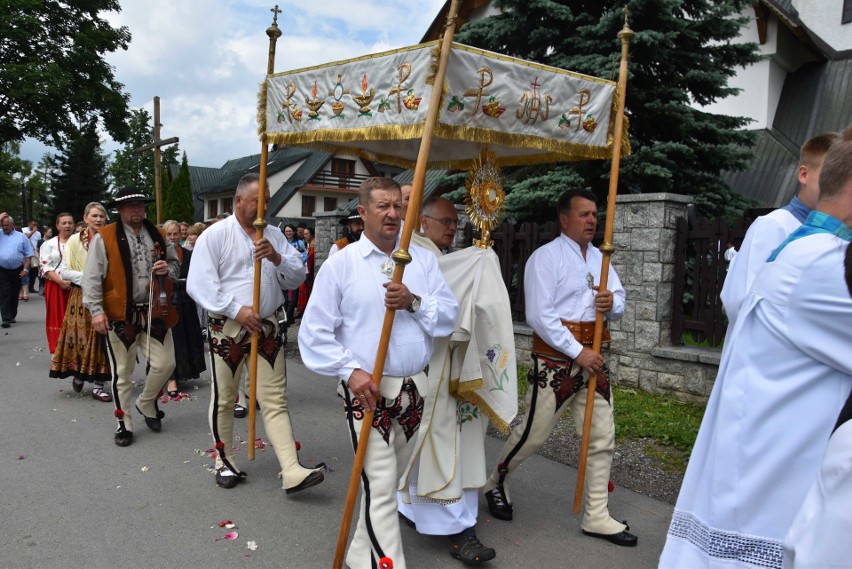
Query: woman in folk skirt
49 203 112 401
40 213 74 354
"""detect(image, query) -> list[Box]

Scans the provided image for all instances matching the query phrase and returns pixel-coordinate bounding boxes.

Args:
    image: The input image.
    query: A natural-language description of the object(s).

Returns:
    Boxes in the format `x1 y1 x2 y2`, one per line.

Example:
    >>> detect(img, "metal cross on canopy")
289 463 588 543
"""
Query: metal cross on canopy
135 96 179 224
270 4 281 24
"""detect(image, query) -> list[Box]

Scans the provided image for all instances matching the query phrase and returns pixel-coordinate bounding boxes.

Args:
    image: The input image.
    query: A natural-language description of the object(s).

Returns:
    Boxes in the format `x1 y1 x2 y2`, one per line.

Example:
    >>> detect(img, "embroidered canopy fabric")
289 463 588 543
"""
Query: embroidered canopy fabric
261 41 628 169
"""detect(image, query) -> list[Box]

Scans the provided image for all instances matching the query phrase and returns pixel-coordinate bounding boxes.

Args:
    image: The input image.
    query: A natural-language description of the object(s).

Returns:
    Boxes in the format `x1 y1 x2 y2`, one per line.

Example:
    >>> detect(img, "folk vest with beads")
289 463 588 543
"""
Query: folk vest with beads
98 222 178 328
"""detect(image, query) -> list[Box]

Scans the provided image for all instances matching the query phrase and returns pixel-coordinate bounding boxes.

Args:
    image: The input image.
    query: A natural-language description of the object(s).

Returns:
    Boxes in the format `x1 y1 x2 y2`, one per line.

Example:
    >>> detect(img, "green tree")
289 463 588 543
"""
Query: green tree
50 119 110 221
0 142 31 217
0 0 131 147
454 0 761 220
164 153 194 223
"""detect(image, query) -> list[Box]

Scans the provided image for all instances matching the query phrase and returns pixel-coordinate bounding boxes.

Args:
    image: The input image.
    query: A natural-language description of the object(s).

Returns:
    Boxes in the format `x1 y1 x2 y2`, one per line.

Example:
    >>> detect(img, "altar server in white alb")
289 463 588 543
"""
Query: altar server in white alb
784 336 852 569
659 138 852 569
188 173 324 494
721 131 840 325
299 177 458 569
484 188 636 547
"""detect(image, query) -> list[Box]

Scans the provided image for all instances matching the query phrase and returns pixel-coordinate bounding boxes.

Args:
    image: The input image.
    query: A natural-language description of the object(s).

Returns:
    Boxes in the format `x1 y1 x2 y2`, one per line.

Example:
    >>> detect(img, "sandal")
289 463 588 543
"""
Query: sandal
92 388 113 402
21 295 28 302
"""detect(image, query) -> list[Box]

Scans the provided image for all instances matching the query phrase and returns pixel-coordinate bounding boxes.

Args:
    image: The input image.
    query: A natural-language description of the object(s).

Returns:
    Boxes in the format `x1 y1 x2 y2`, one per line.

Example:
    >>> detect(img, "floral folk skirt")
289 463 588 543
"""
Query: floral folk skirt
49 286 111 383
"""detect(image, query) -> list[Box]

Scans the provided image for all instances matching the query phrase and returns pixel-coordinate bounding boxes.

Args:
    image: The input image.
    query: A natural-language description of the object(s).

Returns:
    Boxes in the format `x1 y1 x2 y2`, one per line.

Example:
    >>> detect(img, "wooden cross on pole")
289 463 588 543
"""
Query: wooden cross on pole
135 96 179 224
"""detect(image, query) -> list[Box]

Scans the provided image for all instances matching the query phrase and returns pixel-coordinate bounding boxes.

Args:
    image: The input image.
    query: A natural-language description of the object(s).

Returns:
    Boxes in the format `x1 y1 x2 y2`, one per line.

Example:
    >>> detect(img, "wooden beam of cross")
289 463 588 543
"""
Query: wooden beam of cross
135 96 180 224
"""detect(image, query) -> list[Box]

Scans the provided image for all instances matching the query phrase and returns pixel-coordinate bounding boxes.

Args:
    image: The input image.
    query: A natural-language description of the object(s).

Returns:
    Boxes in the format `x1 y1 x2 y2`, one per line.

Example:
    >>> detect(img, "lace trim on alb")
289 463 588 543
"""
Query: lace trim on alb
668 510 783 569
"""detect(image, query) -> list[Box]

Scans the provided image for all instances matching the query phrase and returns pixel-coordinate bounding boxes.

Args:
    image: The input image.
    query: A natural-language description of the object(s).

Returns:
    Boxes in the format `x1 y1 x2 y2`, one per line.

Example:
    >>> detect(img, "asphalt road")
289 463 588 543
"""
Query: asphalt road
0 295 672 569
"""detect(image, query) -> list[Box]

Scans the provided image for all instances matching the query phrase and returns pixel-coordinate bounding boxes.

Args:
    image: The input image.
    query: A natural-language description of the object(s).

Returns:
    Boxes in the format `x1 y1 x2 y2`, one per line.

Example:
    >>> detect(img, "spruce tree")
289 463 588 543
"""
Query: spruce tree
49 120 110 221
163 152 194 223
454 0 761 220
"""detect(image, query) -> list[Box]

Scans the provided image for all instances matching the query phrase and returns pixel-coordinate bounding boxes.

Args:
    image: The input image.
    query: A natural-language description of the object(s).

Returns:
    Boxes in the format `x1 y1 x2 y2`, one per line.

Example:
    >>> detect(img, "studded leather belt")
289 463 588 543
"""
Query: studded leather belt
532 320 610 359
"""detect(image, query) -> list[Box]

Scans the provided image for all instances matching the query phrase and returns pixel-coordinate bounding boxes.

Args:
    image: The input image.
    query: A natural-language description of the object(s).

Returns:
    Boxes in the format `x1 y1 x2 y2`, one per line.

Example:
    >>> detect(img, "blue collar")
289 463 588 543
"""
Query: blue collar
781 195 811 224
767 211 852 262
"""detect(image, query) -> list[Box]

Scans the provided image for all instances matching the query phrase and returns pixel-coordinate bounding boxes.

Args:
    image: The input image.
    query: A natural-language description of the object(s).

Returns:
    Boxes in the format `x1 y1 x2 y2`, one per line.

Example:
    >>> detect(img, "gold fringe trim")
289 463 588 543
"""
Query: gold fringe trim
265 121 619 169
449 378 512 435
257 79 268 140
606 83 631 156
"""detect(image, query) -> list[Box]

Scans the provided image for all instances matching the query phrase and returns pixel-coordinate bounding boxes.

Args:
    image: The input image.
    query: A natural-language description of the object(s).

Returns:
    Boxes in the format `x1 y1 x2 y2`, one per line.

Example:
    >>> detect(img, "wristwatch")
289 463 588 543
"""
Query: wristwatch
407 294 421 313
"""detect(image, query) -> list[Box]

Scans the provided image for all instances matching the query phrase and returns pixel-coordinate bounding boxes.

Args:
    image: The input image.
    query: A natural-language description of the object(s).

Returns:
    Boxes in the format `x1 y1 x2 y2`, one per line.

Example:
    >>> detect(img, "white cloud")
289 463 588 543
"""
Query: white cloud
20 0 449 170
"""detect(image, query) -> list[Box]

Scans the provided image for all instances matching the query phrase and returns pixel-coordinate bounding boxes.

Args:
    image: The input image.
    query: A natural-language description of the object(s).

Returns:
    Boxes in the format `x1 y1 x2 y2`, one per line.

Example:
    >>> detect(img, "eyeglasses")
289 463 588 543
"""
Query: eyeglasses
424 215 459 227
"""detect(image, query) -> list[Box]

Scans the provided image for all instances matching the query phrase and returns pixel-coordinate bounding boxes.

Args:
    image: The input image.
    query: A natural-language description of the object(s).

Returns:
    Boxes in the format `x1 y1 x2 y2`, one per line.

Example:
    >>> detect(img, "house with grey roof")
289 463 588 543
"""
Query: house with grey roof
172 146 403 224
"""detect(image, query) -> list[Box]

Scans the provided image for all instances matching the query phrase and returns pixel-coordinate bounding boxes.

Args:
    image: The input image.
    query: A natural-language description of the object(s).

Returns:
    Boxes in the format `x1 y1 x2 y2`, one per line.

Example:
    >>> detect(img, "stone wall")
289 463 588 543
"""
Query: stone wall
314 211 349 269
314 194 720 404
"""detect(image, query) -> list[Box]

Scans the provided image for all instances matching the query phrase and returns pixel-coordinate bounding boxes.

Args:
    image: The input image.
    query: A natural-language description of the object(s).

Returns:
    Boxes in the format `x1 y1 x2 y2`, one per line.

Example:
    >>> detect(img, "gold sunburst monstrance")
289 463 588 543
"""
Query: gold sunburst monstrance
465 148 504 249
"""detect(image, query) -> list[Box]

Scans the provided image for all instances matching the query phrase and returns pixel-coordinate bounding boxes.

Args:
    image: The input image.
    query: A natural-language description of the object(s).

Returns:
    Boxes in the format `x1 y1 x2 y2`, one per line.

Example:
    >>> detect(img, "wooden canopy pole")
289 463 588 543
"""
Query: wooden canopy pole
573 13 633 513
331 1 461 567
247 5 282 461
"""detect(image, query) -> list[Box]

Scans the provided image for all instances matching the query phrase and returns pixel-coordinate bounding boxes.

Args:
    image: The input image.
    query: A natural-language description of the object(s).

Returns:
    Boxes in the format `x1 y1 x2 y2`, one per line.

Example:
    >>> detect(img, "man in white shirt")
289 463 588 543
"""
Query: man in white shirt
188 173 324 493
23 219 41 293
299 177 458 569
721 131 840 325
483 189 636 546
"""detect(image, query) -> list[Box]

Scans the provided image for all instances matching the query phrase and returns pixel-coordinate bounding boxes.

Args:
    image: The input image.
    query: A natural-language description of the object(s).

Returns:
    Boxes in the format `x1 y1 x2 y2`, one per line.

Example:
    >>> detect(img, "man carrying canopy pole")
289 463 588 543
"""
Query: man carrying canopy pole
299 177 458 569
482 188 636 547
187 173 324 494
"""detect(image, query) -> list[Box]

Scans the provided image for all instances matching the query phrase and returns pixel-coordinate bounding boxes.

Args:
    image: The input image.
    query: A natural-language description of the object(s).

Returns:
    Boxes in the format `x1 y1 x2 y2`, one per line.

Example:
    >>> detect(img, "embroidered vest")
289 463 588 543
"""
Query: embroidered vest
99 223 178 327
334 235 354 251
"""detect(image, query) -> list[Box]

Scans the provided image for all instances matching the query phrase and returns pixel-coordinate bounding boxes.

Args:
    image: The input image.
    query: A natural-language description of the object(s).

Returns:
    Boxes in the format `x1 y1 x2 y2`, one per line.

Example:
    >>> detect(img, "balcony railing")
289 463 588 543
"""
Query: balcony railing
310 171 371 190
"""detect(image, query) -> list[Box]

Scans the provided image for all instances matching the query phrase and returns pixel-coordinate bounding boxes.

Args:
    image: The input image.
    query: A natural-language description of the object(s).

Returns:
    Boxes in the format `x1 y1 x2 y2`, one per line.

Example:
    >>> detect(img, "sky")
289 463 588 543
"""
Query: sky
20 0 447 168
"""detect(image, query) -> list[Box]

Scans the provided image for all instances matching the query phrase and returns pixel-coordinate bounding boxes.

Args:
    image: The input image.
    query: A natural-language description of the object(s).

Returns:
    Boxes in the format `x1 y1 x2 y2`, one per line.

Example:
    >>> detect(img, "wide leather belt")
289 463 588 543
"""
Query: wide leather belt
532 320 610 359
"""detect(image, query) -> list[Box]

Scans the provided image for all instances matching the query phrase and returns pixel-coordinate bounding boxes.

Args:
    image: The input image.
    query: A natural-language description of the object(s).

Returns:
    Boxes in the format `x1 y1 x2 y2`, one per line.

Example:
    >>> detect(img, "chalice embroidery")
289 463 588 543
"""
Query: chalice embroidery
586 272 595 290
380 259 394 280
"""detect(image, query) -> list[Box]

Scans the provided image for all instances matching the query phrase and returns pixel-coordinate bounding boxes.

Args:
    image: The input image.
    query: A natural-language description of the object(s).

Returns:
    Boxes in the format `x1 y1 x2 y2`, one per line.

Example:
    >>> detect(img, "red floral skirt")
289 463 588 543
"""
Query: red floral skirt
44 279 70 354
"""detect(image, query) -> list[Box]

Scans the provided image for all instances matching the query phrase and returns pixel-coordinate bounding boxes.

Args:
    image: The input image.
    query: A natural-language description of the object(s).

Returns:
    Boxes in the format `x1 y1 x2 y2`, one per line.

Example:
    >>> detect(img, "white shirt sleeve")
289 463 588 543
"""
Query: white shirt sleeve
82 234 107 317
408 246 459 338
297 259 362 382
186 227 242 319
274 237 307 290
525 247 585 359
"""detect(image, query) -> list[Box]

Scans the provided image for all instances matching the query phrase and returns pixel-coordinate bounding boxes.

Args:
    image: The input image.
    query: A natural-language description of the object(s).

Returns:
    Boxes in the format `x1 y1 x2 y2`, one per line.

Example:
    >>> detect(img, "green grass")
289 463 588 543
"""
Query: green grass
613 386 704 452
514 364 704 473
682 331 724 349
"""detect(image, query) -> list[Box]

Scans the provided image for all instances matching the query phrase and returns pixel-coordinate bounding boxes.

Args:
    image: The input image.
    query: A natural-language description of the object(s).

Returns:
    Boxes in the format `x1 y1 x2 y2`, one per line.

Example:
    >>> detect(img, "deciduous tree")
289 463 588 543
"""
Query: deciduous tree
0 0 132 147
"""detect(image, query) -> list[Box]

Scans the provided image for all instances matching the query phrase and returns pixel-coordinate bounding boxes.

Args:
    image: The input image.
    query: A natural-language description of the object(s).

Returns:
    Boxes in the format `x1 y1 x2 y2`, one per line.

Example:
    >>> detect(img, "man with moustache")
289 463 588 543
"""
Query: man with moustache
483 188 636 547
299 177 458 569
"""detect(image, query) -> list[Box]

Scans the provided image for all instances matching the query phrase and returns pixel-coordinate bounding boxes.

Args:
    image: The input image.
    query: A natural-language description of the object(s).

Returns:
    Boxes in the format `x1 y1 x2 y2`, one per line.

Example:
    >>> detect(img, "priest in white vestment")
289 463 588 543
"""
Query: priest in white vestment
660 139 852 569
399 197 517 564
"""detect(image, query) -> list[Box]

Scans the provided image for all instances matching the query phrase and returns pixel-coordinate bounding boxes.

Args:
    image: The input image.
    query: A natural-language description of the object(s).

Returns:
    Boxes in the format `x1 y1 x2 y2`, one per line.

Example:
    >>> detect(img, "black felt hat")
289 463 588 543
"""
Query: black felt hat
111 186 154 207
339 214 363 225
